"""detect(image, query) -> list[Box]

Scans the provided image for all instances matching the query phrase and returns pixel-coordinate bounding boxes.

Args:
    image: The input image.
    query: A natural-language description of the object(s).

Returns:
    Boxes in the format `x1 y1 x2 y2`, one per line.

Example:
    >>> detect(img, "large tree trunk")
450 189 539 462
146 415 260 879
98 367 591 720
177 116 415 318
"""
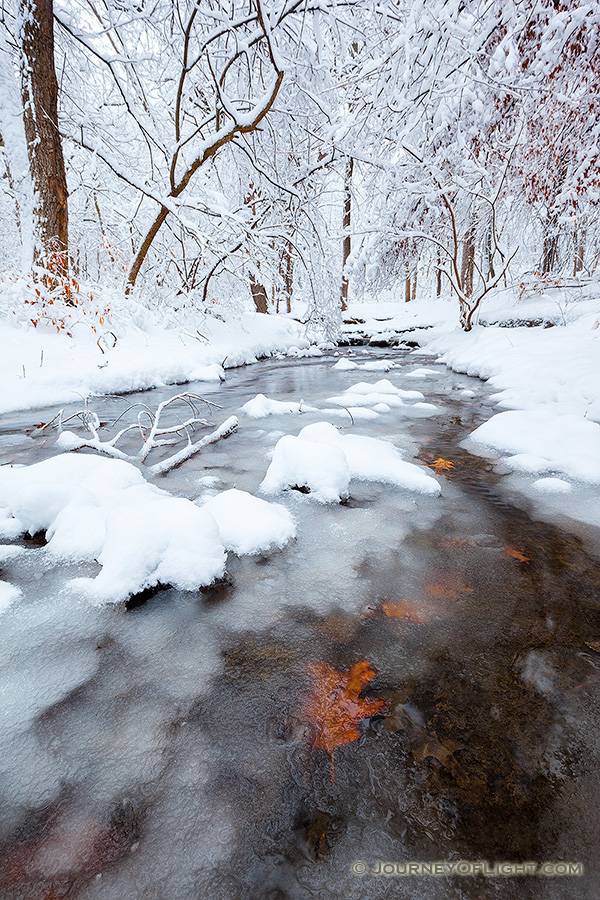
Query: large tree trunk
340 156 353 312
19 0 68 268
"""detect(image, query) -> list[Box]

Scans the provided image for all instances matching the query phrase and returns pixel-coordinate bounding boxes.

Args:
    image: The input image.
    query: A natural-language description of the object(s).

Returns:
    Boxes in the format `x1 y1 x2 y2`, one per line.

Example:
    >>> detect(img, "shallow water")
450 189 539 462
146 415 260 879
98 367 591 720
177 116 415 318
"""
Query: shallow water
1 349 600 900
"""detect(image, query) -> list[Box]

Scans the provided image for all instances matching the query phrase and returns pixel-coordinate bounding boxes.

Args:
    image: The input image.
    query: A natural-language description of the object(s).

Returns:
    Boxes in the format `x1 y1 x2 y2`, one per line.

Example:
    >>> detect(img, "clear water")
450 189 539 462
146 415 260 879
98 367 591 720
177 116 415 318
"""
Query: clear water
1 350 600 899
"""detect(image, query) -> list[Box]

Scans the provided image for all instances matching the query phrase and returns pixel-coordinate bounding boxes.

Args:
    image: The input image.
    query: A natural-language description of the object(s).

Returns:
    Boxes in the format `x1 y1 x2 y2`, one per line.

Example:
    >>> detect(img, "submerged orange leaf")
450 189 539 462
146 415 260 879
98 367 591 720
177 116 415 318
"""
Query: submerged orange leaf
427 457 456 475
303 661 387 778
505 546 531 564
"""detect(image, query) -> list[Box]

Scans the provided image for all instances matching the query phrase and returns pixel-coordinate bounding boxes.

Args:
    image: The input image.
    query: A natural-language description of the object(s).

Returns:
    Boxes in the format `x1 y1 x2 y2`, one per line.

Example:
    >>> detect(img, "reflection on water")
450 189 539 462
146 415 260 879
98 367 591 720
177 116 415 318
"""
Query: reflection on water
0 351 599 899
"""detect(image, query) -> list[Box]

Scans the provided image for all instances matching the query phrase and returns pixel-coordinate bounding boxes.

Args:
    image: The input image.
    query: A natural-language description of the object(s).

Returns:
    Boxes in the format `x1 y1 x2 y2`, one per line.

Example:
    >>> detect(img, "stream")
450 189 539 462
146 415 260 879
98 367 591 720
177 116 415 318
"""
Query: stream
1 348 600 900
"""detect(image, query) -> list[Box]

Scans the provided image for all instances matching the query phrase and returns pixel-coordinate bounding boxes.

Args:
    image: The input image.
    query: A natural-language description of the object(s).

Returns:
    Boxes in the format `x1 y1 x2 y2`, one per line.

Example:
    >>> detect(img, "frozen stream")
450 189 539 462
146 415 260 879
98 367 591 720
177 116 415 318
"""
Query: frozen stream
1 349 600 900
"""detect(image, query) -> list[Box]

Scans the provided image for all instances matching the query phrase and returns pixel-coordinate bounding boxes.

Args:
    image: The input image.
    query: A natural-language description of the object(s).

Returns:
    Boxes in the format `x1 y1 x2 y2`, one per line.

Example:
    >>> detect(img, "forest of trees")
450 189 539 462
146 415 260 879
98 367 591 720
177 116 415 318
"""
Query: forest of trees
0 0 598 331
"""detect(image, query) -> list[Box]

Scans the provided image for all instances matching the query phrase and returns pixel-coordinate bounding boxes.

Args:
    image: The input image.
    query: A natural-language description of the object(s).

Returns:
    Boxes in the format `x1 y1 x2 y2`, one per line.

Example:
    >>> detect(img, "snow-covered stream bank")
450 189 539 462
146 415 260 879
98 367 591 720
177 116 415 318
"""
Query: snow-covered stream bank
1 350 600 900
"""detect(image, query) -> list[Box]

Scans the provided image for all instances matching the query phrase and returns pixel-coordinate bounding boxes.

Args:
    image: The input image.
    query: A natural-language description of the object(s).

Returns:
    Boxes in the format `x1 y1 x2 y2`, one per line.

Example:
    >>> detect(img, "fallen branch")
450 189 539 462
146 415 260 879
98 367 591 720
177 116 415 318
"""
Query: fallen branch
52 392 236 474
147 415 239 476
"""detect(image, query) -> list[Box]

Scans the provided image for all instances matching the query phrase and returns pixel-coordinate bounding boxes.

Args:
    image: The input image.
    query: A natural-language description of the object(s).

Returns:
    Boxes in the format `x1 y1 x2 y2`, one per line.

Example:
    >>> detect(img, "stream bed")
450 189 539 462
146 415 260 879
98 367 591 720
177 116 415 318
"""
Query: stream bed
1 349 600 900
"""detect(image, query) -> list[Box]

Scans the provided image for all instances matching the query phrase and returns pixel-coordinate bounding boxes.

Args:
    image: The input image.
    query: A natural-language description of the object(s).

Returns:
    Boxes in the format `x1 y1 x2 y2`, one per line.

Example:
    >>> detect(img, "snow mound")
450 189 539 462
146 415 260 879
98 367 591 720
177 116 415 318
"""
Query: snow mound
299 423 441 494
532 477 572 493
241 393 316 418
361 360 397 371
332 358 359 371
202 489 296 555
261 422 440 502
406 367 438 377
328 378 425 410
0 454 226 603
261 434 350 503
468 410 600 483
0 581 21 613
188 363 225 382
75 497 225 604
347 379 424 399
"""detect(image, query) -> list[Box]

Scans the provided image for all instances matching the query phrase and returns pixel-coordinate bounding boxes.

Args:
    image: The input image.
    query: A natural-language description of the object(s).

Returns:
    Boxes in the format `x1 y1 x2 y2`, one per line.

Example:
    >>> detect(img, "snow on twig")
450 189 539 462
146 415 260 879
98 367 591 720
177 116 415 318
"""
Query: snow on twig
53 391 235 474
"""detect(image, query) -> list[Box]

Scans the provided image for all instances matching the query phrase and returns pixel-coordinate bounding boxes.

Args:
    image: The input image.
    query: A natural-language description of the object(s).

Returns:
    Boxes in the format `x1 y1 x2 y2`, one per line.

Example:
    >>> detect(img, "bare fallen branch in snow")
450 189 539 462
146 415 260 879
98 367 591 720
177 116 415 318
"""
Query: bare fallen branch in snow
53 392 237 475
147 416 239 477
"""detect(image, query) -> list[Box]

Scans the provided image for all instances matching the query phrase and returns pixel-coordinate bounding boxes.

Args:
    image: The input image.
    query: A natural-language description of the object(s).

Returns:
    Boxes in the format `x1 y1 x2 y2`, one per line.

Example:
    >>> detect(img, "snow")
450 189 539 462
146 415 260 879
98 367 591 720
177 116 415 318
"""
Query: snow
406 367 438 377
533 477 572 493
342 290 600 514
0 454 296 604
261 422 440 502
327 378 427 413
202 489 296 555
298 423 441 494
467 410 600 484
0 311 309 415
241 393 316 417
331 358 398 372
331 358 358 371
74 497 226 604
260 433 350 503
0 581 21 613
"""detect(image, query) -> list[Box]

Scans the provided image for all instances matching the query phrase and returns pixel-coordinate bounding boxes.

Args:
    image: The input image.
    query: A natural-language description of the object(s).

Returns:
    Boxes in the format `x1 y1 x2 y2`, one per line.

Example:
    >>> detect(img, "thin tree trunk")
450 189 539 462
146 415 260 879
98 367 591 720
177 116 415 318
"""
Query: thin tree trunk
0 131 22 244
573 228 585 275
485 223 495 279
340 156 353 312
281 240 294 314
404 265 411 303
460 224 475 298
411 265 417 300
436 250 442 297
19 0 68 267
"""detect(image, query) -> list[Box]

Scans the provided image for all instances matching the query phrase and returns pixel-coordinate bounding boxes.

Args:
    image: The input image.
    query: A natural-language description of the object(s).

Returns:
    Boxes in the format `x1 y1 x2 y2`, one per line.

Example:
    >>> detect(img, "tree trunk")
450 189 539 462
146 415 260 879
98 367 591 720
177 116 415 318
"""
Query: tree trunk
250 272 268 314
460 224 475 298
485 223 495 279
19 0 68 267
541 214 560 274
573 228 585 275
436 250 442 297
340 156 353 312
281 240 294 314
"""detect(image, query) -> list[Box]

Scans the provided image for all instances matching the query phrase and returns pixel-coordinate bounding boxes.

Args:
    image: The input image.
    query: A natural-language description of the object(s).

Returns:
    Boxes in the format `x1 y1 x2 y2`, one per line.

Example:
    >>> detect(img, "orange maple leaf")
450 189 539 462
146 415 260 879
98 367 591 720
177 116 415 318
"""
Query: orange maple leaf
505 546 531 564
427 457 456 475
303 660 387 780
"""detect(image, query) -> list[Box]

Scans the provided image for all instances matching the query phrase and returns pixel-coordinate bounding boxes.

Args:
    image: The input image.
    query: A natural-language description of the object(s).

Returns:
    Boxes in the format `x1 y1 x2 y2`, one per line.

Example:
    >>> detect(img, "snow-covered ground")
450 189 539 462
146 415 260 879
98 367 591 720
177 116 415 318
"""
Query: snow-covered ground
0 306 314 415
343 279 600 528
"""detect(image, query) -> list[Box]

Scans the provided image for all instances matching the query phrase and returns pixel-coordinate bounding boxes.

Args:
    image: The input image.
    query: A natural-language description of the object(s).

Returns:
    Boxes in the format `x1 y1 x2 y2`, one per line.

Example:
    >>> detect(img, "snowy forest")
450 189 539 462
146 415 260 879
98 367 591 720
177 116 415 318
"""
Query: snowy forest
1 0 599 332
2 3 600 900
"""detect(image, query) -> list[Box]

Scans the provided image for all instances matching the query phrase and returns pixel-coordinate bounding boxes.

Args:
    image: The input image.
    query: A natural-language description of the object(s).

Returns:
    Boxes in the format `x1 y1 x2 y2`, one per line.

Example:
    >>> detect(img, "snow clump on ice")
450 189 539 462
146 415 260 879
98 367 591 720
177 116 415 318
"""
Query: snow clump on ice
241 393 317 417
0 454 296 604
261 422 440 502
202 489 296 555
